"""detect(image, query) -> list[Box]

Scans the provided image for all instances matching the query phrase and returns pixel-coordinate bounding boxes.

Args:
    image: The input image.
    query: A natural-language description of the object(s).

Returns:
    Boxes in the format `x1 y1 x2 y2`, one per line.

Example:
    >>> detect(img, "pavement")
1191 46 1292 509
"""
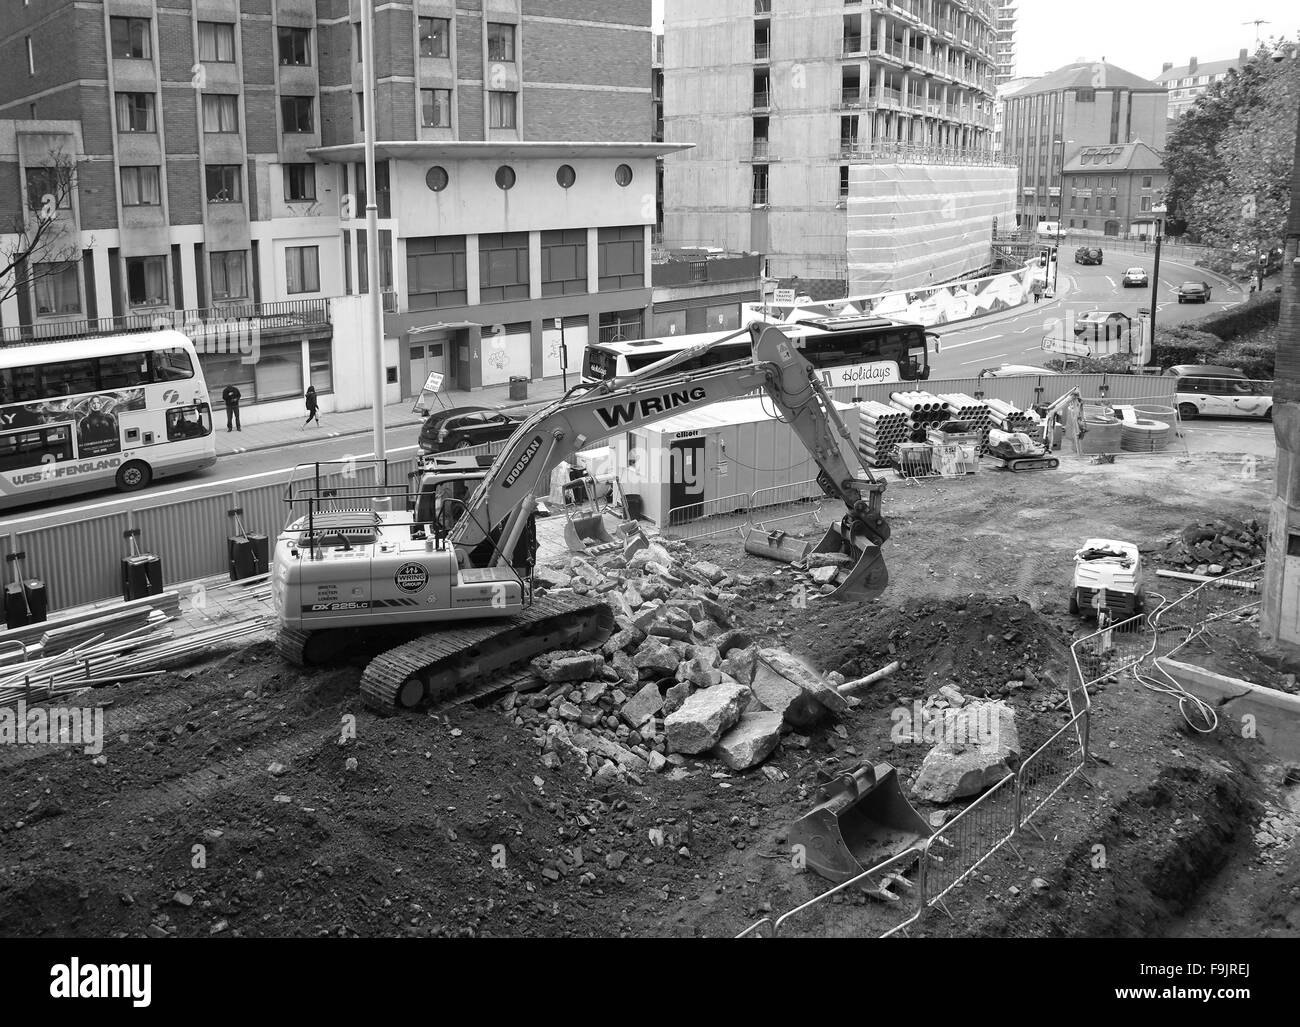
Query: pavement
216 376 573 459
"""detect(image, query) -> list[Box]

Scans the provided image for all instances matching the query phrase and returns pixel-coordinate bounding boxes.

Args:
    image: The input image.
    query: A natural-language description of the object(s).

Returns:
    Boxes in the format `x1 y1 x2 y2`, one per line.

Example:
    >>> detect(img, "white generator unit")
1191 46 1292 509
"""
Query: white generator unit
1070 538 1146 620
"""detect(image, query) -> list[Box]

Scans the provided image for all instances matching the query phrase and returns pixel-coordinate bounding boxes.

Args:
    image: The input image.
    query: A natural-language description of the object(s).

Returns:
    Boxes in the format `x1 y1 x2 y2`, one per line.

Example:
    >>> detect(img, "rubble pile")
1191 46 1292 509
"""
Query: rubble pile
1160 518 1267 576
506 529 855 785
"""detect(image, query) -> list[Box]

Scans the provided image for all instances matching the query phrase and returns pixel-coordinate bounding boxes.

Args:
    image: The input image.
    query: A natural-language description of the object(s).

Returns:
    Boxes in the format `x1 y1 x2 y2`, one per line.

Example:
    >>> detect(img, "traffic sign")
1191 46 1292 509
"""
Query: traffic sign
422 371 444 394
773 289 796 304
1042 335 1091 356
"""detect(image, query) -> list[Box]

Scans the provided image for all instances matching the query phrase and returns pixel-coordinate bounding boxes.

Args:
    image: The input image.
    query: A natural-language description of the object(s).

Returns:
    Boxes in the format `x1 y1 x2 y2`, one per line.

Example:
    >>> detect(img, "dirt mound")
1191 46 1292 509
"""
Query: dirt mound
820 595 1077 701
1158 516 1266 574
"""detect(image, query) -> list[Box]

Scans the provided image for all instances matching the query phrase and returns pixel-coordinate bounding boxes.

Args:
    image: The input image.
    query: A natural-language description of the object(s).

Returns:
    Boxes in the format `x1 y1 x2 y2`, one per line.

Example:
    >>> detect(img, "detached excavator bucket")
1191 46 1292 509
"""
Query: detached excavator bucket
742 528 812 565
812 523 889 600
563 511 619 556
789 762 932 886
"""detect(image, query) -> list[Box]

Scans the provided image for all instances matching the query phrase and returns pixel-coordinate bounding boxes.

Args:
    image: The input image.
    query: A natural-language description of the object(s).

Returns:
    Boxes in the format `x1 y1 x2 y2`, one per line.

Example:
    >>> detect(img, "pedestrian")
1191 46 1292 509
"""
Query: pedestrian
303 385 320 429
1031 279 1044 304
222 383 241 432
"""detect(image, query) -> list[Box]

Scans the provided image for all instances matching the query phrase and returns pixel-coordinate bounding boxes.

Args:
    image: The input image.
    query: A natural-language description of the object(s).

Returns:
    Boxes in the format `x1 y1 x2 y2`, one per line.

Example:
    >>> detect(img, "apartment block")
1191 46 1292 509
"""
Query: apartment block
993 1 1015 84
662 0 1010 296
1000 61 1168 230
1155 52 1249 121
0 0 676 421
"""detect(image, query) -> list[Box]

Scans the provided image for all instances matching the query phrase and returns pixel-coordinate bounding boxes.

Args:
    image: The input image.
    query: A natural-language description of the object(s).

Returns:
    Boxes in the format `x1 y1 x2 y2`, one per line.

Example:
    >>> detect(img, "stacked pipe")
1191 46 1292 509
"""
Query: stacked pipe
889 391 952 445
937 393 992 453
855 400 910 468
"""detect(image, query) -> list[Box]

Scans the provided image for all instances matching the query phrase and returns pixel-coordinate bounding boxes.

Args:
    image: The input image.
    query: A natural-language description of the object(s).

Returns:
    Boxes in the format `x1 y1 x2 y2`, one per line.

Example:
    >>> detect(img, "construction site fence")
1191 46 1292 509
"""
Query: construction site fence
824 373 1177 414
743 695 1091 938
663 479 835 540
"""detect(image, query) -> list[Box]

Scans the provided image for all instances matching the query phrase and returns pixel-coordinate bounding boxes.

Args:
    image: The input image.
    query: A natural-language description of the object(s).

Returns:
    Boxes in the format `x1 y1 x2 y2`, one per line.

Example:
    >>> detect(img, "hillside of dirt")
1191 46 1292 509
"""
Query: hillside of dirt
1 451 1297 938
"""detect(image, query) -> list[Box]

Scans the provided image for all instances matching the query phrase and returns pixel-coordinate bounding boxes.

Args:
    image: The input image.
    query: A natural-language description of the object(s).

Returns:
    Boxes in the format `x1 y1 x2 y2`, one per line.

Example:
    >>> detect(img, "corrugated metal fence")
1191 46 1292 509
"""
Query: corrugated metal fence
826 372 1177 411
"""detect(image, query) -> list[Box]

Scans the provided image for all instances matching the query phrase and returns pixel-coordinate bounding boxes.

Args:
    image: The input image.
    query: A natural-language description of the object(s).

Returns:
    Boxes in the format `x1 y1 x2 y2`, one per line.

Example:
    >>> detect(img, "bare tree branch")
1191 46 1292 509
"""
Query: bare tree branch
0 147 89 308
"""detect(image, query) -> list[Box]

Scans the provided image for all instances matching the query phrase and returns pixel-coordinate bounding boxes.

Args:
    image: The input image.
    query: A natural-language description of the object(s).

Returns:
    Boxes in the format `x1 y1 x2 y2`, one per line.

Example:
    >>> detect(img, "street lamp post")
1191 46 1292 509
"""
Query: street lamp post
360 0 386 465
1147 204 1167 366
1052 137 1074 294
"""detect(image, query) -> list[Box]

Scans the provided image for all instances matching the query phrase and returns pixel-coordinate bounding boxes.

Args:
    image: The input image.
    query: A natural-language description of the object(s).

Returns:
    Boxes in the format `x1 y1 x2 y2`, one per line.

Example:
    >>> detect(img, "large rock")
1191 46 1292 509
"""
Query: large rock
749 661 806 722
609 650 638 685
602 626 646 657
633 638 680 677
663 680 693 717
621 682 664 728
713 712 783 770
912 701 1020 803
720 644 758 686
676 655 721 688
530 650 606 684
665 680 752 754
757 649 851 718
695 561 727 585
714 629 754 657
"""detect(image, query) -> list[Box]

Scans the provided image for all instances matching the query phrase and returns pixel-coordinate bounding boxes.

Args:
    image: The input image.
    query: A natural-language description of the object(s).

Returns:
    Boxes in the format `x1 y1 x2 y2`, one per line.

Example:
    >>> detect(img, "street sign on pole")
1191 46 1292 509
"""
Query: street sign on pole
773 289 796 305
1042 335 1092 356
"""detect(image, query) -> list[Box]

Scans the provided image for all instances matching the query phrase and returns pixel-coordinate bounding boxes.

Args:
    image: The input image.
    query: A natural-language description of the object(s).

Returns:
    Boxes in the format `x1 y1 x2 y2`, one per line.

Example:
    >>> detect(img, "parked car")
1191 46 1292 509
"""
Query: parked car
417 406 526 456
1121 267 1149 288
1074 310 1132 344
1164 365 1272 420
1074 246 1103 266
1175 281 1212 303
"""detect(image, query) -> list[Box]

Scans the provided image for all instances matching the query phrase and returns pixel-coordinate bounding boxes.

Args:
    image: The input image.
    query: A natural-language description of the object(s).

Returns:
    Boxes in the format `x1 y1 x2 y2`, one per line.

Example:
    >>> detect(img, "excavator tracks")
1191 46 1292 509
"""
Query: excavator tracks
358 594 615 716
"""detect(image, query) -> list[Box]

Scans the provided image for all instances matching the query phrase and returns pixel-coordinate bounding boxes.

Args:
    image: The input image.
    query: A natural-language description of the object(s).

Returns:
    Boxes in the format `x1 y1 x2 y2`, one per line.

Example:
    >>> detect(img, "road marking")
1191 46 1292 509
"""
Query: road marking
960 352 1008 366
1105 276 1115 288
3 445 421 525
939 336 1001 351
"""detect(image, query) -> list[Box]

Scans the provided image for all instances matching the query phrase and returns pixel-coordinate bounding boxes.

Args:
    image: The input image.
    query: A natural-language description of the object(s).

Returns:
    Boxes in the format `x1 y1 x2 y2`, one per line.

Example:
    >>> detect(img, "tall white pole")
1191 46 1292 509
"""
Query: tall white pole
361 0 386 465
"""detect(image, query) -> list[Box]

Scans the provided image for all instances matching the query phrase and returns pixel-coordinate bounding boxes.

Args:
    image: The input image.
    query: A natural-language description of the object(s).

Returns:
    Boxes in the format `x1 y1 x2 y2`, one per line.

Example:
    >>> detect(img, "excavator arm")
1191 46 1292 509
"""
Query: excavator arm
446 324 890 599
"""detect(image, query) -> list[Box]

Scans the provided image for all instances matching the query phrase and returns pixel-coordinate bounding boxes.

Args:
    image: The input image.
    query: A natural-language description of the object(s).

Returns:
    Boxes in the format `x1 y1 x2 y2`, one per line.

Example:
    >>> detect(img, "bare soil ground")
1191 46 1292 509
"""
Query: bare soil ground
2 451 1298 938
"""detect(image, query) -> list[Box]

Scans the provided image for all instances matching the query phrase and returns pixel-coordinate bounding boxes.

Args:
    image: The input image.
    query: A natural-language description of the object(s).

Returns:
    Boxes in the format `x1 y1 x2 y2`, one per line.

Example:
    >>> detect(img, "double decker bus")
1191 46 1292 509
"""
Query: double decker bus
581 316 937 388
0 330 217 509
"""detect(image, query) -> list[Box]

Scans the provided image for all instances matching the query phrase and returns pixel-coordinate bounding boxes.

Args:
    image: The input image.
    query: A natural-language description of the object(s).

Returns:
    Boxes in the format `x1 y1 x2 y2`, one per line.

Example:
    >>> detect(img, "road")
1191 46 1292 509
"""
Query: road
929 251 1246 377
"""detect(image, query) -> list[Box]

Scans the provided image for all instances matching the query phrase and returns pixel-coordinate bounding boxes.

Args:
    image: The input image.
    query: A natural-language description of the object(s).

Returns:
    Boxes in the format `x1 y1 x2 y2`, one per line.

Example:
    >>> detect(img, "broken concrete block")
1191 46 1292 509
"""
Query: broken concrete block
912 701 1020 803
648 750 668 772
610 650 638 685
714 628 754 657
694 561 727 585
665 597 705 621
713 712 783 770
570 726 650 775
938 684 966 707
805 552 853 569
623 582 645 608
663 680 693 716
631 601 664 630
757 649 851 717
602 626 646 657
749 661 805 722
621 682 665 728
691 619 721 640
665 680 752 755
583 680 610 703
604 592 633 620
530 650 606 684
633 637 680 677
649 622 691 643
697 596 735 630
719 644 758 686
810 566 840 585
623 533 649 559
676 654 722 688
688 643 720 668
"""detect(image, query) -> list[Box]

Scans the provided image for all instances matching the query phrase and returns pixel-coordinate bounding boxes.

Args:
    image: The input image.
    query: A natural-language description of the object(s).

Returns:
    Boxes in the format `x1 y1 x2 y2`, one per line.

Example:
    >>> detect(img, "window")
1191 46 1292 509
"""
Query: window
597 226 644 291
495 166 516 190
125 255 167 307
1109 197 1116 211
202 94 239 133
752 164 769 205
353 23 361 61
120 166 161 206
541 229 587 297
1074 88 1095 102
25 167 70 212
198 21 235 62
488 23 516 62
489 91 517 129
205 164 242 203
1142 175 1153 188
615 164 634 187
115 92 156 132
839 165 850 200
419 17 450 57
309 339 333 393
32 262 80 315
556 165 577 189
278 26 311 65
165 404 212 441
285 246 320 294
282 96 314 133
26 36 33 75
210 250 247 300
284 163 316 201
426 166 449 192
0 426 73 471
421 88 451 128
1140 196 1152 212
478 232 529 303
110 17 151 59
407 236 468 309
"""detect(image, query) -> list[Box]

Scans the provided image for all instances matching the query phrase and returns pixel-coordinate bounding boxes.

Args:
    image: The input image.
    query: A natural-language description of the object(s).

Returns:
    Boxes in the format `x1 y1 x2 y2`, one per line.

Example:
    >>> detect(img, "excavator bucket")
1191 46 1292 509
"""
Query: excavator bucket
812 523 889 600
742 528 812 565
789 762 932 885
562 510 620 556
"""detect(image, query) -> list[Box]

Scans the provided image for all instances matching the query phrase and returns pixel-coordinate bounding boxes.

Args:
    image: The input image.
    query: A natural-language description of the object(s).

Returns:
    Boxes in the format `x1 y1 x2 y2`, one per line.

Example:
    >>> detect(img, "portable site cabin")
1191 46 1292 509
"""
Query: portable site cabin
610 397 861 527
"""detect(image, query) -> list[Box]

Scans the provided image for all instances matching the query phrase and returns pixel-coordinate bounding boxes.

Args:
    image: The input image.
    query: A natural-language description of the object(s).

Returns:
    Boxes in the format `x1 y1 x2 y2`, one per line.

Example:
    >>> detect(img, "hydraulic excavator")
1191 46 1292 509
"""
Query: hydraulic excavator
270 324 892 714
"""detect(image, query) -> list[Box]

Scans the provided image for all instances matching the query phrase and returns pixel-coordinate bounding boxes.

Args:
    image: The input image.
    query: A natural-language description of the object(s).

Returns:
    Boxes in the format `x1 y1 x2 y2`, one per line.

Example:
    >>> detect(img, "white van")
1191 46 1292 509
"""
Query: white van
1036 221 1061 239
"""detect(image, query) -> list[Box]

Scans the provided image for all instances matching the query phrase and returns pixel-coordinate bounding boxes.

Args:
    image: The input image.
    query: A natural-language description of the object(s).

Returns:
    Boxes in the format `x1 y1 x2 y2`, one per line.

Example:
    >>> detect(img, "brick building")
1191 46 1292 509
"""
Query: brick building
1061 141 1168 239
0 0 681 421
1154 52 1249 121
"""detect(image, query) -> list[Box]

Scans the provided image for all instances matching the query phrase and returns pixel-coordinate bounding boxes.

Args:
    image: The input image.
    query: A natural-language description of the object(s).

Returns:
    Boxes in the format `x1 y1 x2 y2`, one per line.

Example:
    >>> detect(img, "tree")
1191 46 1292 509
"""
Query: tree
0 148 85 310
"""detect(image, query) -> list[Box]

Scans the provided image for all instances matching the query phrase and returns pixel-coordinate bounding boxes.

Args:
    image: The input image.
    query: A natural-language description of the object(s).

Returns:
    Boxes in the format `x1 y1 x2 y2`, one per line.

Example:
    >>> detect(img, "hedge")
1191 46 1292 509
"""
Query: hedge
1190 293 1281 342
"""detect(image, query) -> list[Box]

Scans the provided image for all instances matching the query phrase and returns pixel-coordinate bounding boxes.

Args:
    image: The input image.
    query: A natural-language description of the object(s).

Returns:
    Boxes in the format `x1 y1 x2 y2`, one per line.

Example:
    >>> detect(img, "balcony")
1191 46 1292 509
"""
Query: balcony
869 86 903 109
843 35 863 55
754 41 770 61
752 189 769 206
752 90 771 110
382 288 399 314
870 37 907 61
752 138 770 159
840 87 862 107
0 298 331 346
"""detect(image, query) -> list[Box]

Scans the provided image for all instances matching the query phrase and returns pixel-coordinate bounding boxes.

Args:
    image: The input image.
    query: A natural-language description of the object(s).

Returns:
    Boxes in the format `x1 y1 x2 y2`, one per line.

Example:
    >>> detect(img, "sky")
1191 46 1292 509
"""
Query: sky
651 0 1300 81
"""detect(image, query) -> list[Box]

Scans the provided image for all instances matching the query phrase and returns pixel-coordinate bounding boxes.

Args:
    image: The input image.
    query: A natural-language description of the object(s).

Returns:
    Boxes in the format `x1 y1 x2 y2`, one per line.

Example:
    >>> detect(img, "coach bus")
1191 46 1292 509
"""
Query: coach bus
0 330 217 509
581 316 936 388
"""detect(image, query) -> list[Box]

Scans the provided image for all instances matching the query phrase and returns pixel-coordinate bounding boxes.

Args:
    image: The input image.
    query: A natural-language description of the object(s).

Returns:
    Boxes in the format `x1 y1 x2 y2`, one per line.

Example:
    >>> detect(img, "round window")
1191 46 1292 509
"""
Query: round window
615 163 634 187
425 166 449 192
495 166 516 190
556 164 577 189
